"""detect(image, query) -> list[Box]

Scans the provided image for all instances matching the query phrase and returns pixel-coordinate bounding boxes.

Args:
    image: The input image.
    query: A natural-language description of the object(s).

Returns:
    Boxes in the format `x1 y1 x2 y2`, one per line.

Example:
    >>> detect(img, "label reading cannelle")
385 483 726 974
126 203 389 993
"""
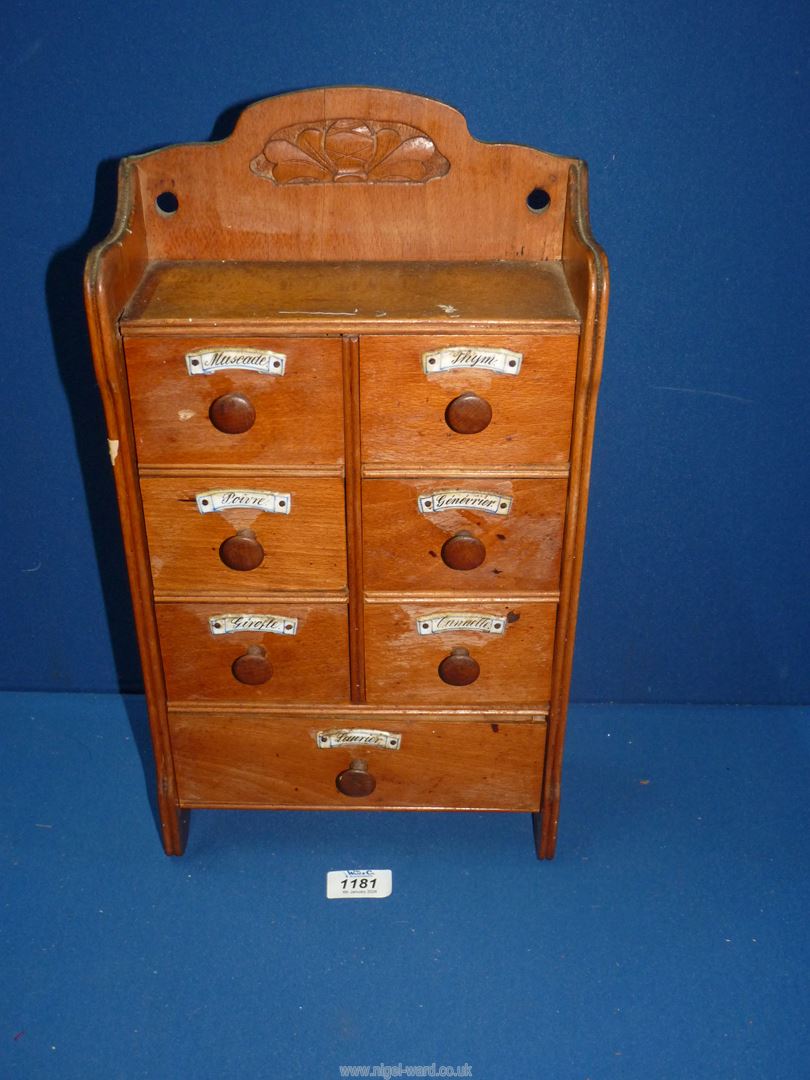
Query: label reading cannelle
208 614 298 636
185 348 286 376
416 613 507 636
195 490 291 515
422 346 523 375
418 490 512 516
316 729 402 750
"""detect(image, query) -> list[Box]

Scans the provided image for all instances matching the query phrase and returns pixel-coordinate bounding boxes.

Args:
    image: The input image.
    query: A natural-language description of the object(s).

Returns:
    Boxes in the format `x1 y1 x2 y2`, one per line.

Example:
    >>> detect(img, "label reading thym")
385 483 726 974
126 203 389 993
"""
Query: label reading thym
422 346 522 375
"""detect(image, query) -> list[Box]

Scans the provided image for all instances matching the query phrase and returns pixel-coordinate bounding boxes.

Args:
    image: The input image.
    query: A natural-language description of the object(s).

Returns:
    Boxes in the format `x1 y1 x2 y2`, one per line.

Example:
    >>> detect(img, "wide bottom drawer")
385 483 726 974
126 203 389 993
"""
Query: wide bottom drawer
169 712 546 810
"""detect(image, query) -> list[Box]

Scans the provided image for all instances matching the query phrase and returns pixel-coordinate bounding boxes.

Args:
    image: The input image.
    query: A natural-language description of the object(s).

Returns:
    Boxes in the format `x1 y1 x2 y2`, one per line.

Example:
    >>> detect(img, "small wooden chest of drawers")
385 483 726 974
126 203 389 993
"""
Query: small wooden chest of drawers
84 88 608 858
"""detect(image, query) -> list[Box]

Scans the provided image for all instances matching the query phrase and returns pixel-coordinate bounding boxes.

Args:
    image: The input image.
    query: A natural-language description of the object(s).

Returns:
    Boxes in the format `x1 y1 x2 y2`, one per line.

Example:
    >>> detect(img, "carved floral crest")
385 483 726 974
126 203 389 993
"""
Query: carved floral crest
250 118 450 185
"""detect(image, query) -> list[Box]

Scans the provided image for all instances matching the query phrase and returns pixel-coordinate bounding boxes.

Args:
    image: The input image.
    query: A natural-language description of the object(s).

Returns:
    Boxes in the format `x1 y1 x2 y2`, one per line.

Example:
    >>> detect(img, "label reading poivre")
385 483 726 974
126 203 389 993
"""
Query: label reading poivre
326 869 392 900
418 490 512 516
195 490 291 515
185 348 286 376
422 346 523 375
208 614 298 636
316 729 402 750
416 613 507 636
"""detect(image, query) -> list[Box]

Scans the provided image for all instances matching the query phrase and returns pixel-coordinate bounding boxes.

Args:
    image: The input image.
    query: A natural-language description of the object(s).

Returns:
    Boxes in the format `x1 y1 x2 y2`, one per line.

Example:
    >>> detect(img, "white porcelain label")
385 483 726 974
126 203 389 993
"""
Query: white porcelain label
422 346 523 375
208 614 298 636
185 348 286 375
195 489 291 514
416 613 507 636
316 729 402 750
418 489 512 516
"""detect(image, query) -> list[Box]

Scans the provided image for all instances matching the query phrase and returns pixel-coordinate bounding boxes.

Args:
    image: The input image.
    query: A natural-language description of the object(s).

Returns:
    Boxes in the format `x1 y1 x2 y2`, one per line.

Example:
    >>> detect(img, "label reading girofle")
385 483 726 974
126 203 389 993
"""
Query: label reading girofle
208 614 298 636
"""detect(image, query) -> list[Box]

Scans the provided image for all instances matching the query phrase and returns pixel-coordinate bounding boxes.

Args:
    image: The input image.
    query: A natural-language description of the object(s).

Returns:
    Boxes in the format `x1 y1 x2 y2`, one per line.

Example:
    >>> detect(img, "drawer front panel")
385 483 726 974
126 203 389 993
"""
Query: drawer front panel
140 476 347 593
364 600 556 706
156 603 350 703
124 336 344 467
169 712 546 810
362 477 566 593
360 334 579 467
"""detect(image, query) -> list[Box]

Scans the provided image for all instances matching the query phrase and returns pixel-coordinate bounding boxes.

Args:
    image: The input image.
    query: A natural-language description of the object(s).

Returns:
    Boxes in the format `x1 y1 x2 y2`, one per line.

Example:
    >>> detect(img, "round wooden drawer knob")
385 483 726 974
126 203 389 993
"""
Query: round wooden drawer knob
445 392 492 434
438 646 480 686
219 528 264 571
336 758 376 798
232 644 272 685
441 530 486 571
209 392 256 434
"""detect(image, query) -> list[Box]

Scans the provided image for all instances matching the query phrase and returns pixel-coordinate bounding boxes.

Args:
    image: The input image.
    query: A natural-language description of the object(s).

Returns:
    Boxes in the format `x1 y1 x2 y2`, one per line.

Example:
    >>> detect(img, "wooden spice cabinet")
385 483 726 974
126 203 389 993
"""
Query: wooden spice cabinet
84 88 608 858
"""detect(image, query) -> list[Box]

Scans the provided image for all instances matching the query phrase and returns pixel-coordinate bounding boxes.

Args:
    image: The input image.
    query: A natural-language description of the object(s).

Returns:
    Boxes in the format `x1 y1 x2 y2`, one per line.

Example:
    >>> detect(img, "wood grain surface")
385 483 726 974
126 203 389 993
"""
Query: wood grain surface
362 476 567 594
359 334 578 468
363 599 556 706
122 260 581 335
139 476 347 593
121 87 577 264
124 335 344 467
169 711 546 810
156 602 350 703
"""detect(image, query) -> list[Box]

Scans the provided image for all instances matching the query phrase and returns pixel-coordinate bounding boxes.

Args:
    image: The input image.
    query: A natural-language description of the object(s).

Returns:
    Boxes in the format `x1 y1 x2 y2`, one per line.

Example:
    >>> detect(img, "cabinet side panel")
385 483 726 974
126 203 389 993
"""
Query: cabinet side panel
538 163 609 858
84 162 187 855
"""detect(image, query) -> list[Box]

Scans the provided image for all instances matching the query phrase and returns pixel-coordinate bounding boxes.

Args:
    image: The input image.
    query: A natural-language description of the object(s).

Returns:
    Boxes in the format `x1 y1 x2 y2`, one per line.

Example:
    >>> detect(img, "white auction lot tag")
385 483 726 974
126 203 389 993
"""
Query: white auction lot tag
326 869 392 899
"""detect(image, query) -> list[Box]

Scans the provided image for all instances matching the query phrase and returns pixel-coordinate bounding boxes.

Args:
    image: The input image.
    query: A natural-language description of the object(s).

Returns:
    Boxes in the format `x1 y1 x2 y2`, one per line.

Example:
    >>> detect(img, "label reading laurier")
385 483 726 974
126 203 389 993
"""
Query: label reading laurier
316 729 402 750
416 613 507 636
418 490 512 516
185 348 286 376
208 614 298 636
195 489 291 515
422 346 523 375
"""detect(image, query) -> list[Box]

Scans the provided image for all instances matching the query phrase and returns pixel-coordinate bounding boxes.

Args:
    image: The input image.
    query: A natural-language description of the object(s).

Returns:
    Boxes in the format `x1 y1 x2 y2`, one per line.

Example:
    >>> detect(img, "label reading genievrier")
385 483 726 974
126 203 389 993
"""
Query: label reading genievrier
416 613 507 636
208 614 298 636
422 346 523 375
195 490 291 515
417 490 512 516
316 729 402 750
185 348 286 376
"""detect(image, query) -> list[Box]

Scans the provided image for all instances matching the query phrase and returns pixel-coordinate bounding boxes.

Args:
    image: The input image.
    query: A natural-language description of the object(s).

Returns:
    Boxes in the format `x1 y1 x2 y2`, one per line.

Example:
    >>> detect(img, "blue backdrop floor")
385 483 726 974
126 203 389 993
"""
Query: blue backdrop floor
1 694 808 1079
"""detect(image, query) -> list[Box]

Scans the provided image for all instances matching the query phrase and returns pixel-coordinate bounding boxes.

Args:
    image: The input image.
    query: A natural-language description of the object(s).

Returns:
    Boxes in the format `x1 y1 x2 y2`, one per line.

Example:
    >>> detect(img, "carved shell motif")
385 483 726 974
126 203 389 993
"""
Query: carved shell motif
250 118 450 185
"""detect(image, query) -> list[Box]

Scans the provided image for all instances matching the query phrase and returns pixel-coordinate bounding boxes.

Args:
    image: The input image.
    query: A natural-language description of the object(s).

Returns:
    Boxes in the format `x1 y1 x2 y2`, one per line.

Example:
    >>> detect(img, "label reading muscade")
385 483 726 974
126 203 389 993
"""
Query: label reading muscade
316 729 402 750
185 348 286 376
208 614 298 636
422 346 523 375
418 490 512 516
195 489 291 515
416 613 507 636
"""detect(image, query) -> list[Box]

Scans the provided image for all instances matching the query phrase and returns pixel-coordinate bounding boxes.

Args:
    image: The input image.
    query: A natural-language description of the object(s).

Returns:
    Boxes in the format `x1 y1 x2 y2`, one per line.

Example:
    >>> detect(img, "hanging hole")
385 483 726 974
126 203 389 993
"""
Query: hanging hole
526 187 550 214
155 190 179 215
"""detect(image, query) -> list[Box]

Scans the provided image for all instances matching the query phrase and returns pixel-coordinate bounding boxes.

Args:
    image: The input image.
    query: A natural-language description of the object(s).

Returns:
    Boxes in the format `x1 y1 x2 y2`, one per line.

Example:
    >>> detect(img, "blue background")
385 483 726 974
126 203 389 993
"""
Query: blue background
2 0 808 703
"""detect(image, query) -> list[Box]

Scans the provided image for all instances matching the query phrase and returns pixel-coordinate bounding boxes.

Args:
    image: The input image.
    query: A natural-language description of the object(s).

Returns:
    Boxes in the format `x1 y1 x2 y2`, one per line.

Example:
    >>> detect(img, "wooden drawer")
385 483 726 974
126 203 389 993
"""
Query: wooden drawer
360 334 579 468
123 336 344 467
169 711 547 810
156 602 349 703
140 476 347 593
362 477 566 593
364 600 556 706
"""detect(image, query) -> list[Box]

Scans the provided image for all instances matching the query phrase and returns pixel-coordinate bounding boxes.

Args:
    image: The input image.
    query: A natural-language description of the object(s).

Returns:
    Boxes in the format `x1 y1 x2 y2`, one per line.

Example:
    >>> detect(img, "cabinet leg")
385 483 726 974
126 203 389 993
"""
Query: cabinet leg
160 804 189 856
532 810 558 860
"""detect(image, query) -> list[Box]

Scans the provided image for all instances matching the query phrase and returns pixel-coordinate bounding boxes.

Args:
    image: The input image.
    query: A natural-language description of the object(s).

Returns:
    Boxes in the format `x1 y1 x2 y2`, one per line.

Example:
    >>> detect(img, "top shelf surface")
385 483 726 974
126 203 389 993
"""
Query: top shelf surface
121 260 582 335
